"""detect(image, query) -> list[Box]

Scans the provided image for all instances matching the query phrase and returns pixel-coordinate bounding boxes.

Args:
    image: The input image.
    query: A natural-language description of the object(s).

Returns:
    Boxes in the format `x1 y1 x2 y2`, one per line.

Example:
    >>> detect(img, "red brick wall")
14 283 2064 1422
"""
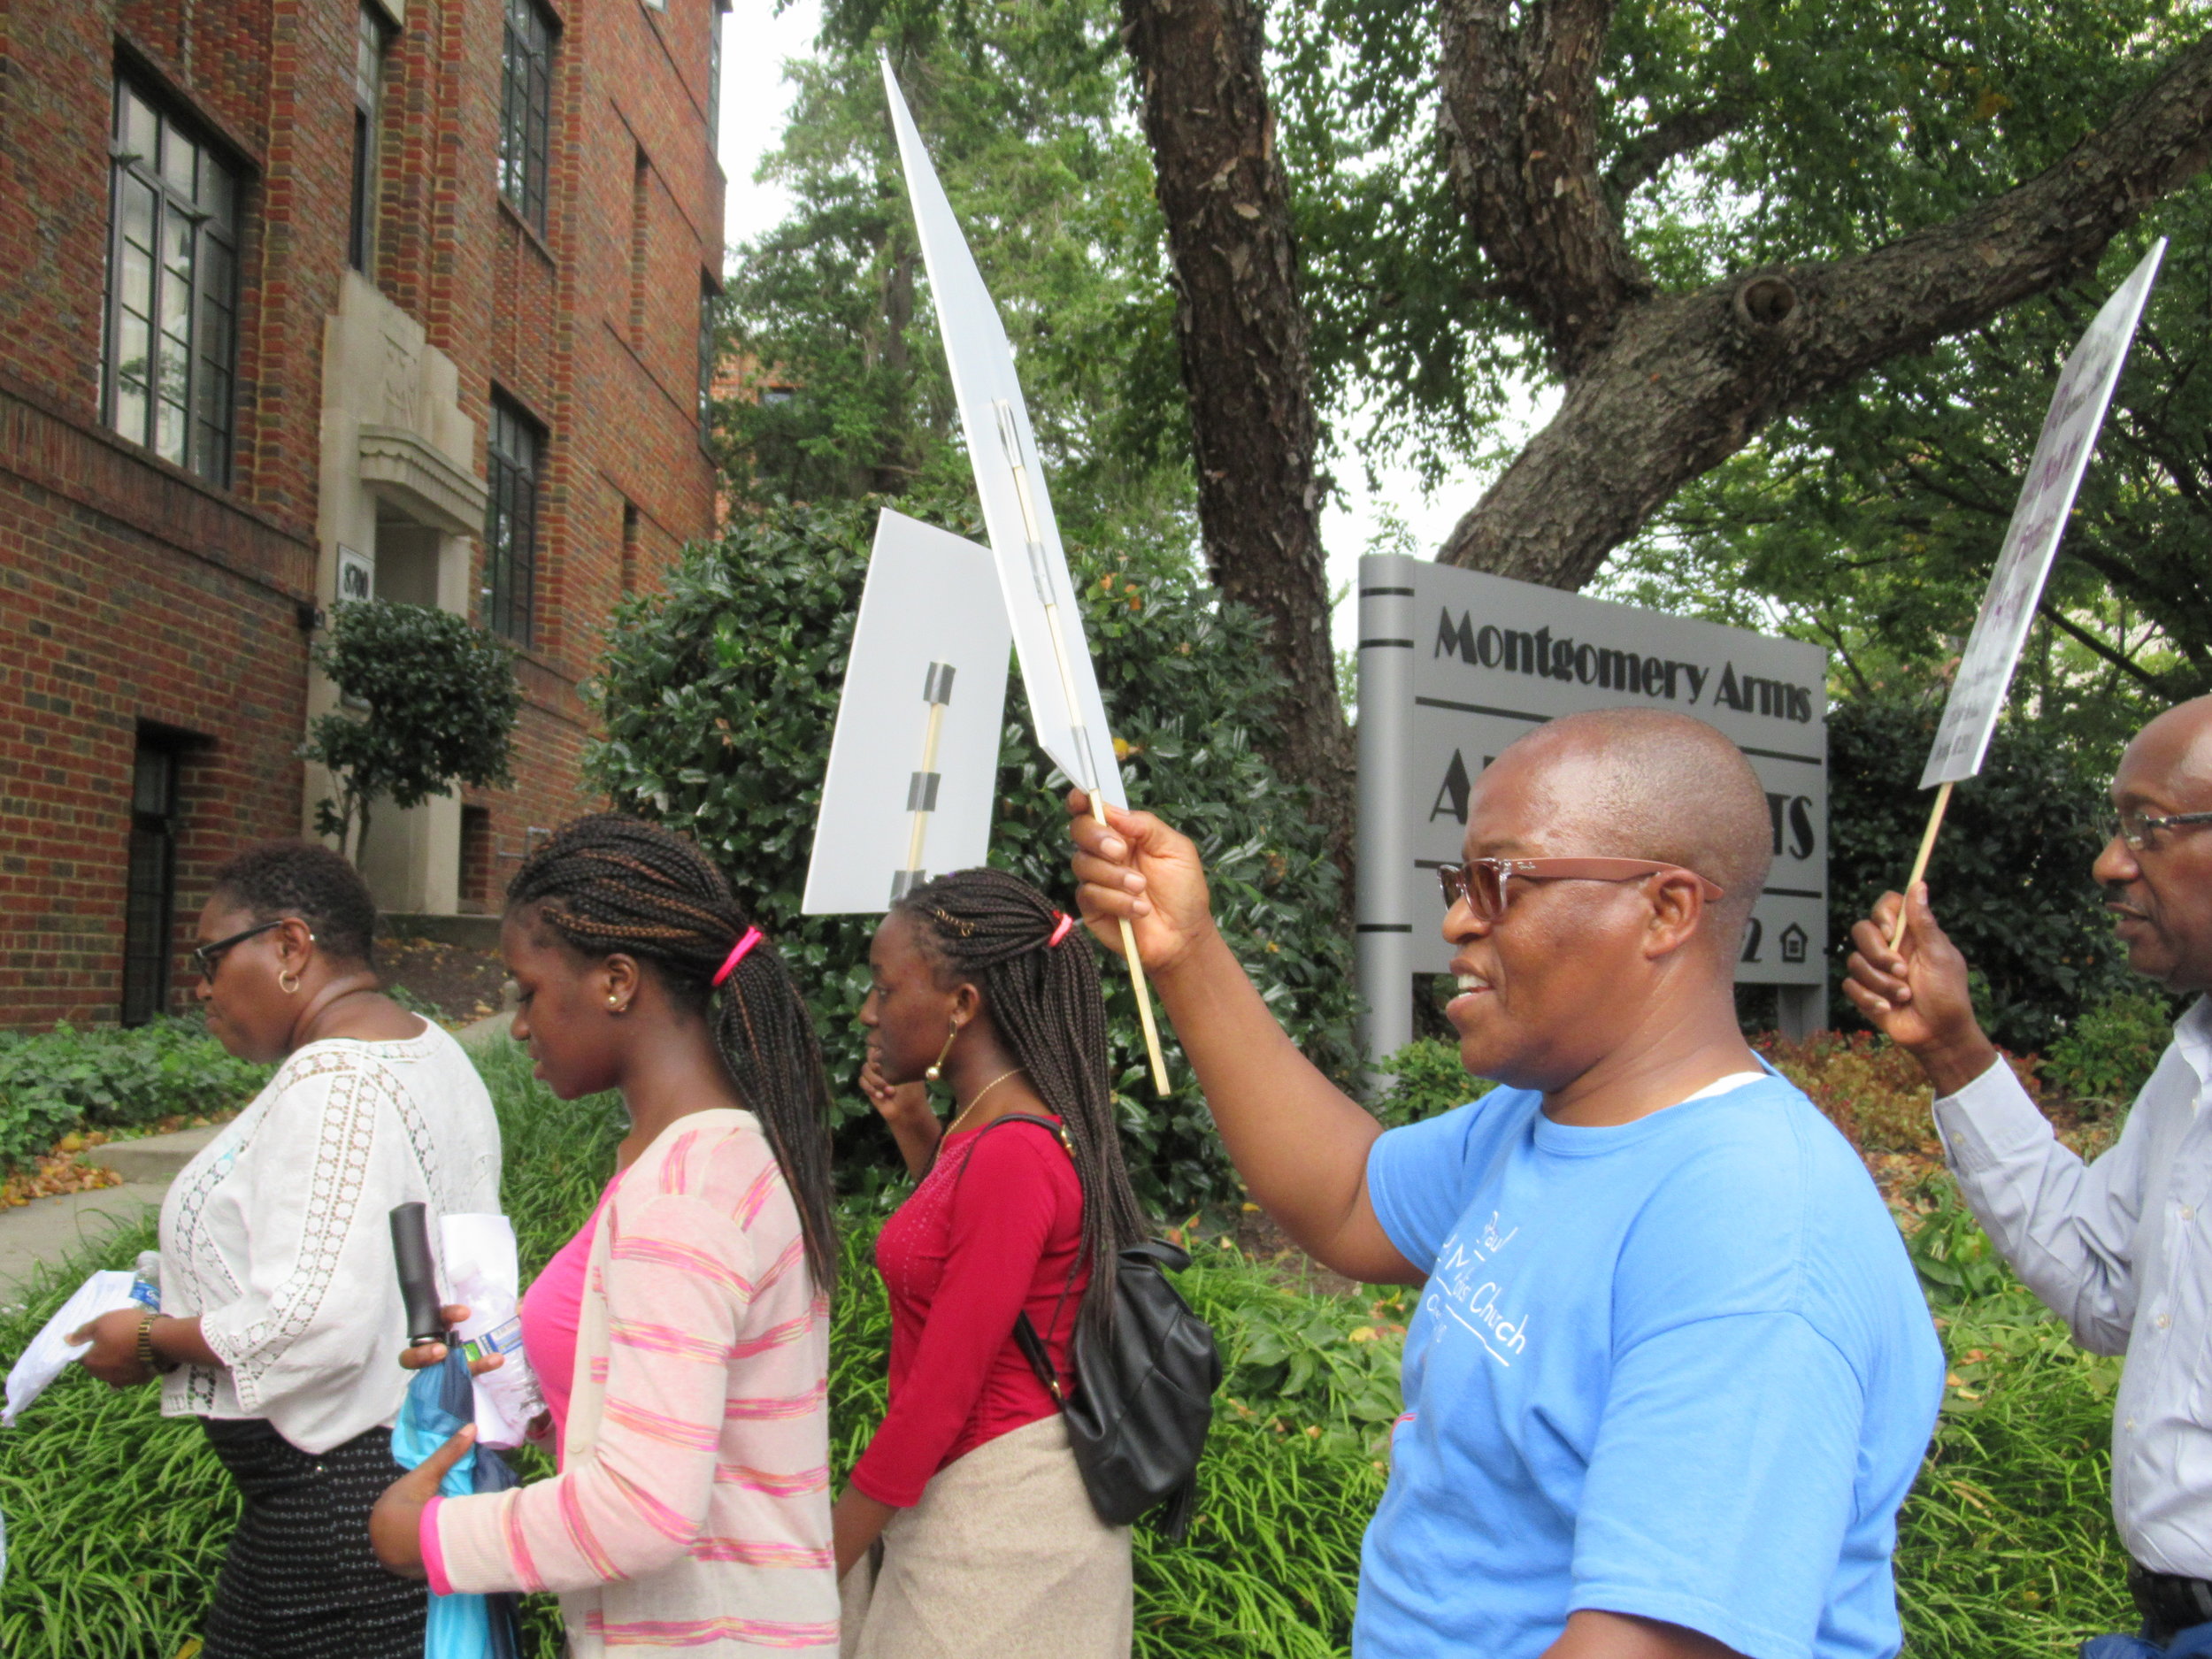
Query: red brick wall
0 0 722 1027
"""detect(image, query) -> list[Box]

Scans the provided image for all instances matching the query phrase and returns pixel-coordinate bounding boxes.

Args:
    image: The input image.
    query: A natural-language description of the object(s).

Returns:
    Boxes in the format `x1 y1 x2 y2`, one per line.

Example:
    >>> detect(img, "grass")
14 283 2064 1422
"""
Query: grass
0 1043 2151 1656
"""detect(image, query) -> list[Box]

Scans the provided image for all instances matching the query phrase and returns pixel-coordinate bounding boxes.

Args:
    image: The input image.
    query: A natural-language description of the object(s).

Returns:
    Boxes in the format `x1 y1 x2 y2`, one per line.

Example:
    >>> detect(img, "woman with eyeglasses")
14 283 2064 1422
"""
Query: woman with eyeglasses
69 841 502 1659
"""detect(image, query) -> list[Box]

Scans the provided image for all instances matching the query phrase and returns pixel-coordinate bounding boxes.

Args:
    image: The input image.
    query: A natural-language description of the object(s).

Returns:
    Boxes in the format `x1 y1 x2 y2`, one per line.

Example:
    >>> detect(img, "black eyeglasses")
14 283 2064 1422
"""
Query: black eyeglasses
193 920 281 977
2104 811 2212 853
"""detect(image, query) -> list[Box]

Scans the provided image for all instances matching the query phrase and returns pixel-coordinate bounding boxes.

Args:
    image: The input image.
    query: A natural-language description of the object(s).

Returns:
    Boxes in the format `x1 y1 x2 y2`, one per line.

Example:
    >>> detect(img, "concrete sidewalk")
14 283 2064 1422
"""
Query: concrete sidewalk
0 1123 222 1295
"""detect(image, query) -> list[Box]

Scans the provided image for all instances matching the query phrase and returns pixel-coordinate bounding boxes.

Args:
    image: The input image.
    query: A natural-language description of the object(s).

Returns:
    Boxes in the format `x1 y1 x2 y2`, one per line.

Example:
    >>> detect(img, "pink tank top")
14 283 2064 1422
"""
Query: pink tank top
518 1179 616 1465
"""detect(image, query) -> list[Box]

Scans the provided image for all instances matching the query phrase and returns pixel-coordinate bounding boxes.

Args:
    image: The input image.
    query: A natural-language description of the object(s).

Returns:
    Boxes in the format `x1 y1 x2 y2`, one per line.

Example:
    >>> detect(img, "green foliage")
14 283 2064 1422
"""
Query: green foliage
1370 1038 1494 1128
1824 694 2124 1053
303 600 521 864
0 1045 2160 1658
2044 984 2177 1113
582 496 1357 1216
1272 0 2190 488
720 0 1191 562
0 1018 269 1172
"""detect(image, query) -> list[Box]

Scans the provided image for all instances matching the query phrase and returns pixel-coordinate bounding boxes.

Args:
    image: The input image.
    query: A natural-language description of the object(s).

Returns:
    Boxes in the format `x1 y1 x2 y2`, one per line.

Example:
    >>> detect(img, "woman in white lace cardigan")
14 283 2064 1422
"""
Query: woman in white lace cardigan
72 842 501 1659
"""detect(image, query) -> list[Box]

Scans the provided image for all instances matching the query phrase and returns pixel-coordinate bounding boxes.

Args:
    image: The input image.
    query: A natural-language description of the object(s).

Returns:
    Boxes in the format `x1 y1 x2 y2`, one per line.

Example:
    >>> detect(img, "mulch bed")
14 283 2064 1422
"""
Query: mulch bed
380 936 511 1024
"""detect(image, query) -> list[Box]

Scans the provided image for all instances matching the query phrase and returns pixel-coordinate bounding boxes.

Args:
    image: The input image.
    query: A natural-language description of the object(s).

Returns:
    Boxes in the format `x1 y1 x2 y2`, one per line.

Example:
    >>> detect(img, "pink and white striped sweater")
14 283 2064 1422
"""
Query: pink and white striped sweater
426 1110 836 1655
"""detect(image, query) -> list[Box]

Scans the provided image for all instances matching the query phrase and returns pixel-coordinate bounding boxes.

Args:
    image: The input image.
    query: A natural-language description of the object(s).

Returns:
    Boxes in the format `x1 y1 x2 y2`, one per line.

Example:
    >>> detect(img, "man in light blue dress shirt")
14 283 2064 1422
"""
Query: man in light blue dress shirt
1847 695 2212 1652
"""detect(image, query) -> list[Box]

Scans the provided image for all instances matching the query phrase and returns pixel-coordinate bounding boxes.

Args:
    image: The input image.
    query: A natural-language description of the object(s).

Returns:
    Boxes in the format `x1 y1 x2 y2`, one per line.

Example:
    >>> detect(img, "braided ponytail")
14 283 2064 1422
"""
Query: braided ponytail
507 814 837 1294
898 868 1149 1343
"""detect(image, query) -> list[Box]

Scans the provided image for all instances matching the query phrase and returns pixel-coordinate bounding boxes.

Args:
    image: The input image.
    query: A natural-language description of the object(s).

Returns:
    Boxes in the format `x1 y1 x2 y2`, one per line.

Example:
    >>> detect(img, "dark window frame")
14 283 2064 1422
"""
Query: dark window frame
349 4 392 273
104 73 243 486
698 276 718 433
121 731 186 1026
498 0 555 234
485 392 542 647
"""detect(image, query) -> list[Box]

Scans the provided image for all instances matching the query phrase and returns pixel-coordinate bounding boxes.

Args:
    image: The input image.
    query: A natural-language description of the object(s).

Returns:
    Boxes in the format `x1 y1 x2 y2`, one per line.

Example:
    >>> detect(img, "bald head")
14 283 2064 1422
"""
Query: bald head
1488 709 1773 941
2126 695 2212 802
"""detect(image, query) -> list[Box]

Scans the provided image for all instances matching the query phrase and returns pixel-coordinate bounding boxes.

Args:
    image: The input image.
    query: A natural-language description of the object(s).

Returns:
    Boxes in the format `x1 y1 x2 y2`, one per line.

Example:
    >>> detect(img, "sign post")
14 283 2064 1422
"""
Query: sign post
1356 557 1829 1060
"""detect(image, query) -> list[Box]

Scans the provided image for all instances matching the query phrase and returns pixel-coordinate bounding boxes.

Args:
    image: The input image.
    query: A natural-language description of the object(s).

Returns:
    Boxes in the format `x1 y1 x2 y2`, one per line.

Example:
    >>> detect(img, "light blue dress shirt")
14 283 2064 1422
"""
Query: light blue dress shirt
1935 996 2212 1577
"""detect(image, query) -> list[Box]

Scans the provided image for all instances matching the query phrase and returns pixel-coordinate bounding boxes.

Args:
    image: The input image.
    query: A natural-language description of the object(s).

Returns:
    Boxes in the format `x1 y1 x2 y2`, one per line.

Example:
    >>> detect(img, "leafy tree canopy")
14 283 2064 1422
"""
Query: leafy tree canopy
719 0 1193 565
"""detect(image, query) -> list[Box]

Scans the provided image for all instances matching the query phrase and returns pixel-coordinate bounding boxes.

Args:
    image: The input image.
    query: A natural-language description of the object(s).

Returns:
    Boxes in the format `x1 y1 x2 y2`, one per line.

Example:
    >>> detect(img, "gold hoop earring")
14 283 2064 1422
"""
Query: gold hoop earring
279 970 301 995
924 1018 960 1083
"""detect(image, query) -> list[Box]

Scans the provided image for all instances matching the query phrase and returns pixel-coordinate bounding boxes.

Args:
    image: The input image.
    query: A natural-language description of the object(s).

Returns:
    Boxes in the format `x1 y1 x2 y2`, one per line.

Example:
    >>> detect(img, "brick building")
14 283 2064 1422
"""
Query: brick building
0 0 726 1026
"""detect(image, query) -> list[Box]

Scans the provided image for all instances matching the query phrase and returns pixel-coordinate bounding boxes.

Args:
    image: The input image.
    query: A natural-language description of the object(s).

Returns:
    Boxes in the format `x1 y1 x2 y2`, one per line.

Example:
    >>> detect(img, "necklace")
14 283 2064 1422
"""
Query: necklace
942 1065 1026 1139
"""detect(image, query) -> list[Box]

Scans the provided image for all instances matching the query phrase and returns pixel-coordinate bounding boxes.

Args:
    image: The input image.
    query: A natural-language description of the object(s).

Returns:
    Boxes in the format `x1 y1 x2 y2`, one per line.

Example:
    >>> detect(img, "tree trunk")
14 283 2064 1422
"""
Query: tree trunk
1118 0 1353 858
1435 19 2212 587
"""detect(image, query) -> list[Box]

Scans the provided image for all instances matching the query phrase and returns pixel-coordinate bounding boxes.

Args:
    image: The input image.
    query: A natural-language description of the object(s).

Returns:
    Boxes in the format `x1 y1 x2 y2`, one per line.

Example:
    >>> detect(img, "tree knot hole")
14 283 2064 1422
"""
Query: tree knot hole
1735 273 1798 330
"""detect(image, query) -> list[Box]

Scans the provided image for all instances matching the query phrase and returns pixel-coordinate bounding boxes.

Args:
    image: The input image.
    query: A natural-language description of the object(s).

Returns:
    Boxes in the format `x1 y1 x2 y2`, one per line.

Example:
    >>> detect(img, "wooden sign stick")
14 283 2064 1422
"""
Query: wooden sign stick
891 662 954 903
995 403 1171 1095
1886 780 1955 954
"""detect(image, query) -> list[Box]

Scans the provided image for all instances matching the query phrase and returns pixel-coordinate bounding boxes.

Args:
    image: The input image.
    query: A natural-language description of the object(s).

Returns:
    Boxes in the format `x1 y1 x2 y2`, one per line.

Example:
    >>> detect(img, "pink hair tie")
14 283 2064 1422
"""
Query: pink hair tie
712 926 764 987
1047 912 1075 948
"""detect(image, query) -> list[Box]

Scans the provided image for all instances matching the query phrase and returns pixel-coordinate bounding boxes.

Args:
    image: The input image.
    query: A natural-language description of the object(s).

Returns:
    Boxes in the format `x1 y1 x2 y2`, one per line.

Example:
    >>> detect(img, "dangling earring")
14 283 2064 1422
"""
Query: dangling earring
924 1018 960 1082
279 970 301 995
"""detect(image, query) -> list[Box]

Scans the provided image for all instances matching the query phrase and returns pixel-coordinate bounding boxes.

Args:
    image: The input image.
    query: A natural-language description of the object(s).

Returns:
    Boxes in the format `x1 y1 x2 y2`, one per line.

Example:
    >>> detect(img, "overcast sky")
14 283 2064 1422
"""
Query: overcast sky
710 0 1526 638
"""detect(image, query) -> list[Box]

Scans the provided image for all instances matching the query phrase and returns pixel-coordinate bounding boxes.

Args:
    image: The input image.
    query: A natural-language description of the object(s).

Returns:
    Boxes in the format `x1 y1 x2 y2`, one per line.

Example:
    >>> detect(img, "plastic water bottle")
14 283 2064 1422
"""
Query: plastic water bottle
128 1251 161 1313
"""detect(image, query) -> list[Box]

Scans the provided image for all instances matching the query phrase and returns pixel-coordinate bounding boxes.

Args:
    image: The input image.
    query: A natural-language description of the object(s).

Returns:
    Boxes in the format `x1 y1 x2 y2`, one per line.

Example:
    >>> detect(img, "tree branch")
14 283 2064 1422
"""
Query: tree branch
1602 101 1746 204
2036 600 2175 694
1440 30 2212 588
1436 0 1647 377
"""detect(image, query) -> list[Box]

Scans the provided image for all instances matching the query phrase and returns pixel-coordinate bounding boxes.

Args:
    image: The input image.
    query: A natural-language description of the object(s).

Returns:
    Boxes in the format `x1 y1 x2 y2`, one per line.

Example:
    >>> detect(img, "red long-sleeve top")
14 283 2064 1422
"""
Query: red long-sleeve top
848 1116 1088 1509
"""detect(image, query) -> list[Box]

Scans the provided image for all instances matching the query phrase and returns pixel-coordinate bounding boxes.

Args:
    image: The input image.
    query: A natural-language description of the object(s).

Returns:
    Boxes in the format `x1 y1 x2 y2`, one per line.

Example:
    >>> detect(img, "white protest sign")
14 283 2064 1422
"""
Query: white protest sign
1919 240 2164 788
1356 556 1829 1059
803 511 1012 914
879 58 1124 810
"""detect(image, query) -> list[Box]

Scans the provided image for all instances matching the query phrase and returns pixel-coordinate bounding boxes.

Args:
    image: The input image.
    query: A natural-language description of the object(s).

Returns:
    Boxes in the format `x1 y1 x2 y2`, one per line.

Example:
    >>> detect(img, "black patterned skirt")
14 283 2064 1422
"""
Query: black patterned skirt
199 1417 428 1659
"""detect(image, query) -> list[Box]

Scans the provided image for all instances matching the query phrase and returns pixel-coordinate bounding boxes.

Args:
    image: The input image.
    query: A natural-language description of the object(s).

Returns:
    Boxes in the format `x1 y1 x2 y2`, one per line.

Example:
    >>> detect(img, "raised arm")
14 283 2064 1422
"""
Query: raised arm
1068 793 1420 1286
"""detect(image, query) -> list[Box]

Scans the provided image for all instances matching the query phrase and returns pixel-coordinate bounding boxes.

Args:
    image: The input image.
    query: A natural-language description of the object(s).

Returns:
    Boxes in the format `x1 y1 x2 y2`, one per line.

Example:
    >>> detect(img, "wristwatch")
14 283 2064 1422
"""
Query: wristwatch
135 1314 179 1375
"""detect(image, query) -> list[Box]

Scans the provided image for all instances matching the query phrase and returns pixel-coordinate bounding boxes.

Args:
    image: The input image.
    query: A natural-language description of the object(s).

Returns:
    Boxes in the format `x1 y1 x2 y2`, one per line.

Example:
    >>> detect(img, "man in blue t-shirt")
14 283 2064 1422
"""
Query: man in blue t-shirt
1065 707 1942 1659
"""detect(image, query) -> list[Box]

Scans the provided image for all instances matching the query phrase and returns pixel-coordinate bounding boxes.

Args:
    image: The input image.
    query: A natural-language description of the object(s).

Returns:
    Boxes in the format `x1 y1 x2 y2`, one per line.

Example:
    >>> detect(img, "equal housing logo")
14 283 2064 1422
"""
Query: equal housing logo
1433 608 1815 725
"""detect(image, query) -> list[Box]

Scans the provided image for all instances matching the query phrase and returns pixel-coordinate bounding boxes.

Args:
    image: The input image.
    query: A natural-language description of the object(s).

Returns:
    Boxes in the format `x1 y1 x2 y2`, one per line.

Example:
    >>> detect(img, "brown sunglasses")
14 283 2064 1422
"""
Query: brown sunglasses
1437 857 1725 922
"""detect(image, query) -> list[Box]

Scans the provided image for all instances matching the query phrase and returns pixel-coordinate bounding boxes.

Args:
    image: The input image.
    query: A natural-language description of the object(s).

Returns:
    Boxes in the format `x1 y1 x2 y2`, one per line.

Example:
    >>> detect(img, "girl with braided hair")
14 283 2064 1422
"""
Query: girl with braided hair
369 813 841 1656
833 866 1148 1659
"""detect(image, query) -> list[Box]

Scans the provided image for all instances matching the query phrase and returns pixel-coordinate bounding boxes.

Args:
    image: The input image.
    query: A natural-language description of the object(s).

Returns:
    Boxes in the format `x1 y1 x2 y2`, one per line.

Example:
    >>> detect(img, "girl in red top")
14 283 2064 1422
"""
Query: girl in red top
833 869 1150 1659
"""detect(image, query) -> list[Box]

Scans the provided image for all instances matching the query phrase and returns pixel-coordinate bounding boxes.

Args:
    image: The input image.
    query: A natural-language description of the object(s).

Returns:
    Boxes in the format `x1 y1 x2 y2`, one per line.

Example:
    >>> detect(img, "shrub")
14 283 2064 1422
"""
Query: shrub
583 496 1357 1217
0 1018 269 1173
2042 984 2177 1113
1755 1030 2039 1156
1825 695 2124 1054
1371 1038 1495 1127
303 599 521 864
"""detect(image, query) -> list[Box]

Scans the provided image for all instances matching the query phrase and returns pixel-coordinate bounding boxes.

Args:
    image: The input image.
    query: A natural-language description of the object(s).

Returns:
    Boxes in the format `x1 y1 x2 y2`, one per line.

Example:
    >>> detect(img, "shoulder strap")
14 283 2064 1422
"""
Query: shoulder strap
948 1113 1081 1403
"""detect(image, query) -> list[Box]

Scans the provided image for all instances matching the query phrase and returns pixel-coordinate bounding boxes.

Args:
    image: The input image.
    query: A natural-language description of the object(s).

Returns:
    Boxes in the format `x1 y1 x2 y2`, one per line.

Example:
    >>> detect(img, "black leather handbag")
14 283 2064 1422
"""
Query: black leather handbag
962 1114 1224 1540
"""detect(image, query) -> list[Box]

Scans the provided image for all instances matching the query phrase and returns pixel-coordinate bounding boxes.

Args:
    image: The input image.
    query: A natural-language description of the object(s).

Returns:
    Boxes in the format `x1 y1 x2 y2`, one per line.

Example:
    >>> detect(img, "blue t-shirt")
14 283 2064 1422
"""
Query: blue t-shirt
1356 1073 1942 1659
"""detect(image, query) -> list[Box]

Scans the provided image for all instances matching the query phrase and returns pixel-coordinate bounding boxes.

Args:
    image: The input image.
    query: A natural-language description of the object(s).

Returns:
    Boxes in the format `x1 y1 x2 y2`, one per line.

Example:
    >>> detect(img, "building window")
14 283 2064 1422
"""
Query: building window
707 4 724 147
697 278 718 432
485 393 541 646
349 4 391 273
104 77 242 485
499 0 555 234
122 733 184 1026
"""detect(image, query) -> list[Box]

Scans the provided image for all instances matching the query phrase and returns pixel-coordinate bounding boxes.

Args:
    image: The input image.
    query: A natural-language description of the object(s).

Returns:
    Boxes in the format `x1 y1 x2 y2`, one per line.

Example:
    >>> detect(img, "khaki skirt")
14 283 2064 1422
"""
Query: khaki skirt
841 1413 1133 1659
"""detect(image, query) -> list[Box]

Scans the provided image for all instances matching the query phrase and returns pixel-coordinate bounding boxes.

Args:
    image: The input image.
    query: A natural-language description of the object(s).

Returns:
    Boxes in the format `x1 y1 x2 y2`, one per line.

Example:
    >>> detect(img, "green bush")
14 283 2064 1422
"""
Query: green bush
1826 696 2124 1053
1370 1038 1494 1127
0 1018 269 1172
2043 984 2177 1112
0 1042 2153 1658
582 496 1357 1217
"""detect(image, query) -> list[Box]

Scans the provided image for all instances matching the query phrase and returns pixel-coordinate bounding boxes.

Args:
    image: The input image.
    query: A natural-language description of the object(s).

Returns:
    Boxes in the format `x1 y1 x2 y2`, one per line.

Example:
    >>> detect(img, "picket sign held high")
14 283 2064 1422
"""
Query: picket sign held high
1889 240 2166 953
880 55 1170 1094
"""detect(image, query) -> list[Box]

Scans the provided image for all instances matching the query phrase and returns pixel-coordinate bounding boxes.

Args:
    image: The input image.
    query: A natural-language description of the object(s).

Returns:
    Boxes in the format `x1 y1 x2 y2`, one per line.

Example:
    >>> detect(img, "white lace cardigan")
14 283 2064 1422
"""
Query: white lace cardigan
158 1018 503 1454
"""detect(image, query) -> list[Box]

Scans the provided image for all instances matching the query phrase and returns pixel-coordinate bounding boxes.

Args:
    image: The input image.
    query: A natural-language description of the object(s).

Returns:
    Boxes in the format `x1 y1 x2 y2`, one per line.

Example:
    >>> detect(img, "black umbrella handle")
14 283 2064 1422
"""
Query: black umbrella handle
389 1202 446 1347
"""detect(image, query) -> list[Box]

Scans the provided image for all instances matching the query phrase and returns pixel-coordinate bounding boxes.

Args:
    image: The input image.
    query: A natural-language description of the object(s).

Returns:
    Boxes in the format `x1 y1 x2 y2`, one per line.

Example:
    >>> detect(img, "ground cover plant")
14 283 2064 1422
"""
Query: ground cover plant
0 1018 267 1176
0 1033 2170 1655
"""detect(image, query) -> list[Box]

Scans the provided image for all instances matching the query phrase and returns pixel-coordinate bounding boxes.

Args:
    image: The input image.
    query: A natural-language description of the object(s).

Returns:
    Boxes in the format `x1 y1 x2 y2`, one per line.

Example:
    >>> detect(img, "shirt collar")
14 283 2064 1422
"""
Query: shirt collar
2177 995 2212 1088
